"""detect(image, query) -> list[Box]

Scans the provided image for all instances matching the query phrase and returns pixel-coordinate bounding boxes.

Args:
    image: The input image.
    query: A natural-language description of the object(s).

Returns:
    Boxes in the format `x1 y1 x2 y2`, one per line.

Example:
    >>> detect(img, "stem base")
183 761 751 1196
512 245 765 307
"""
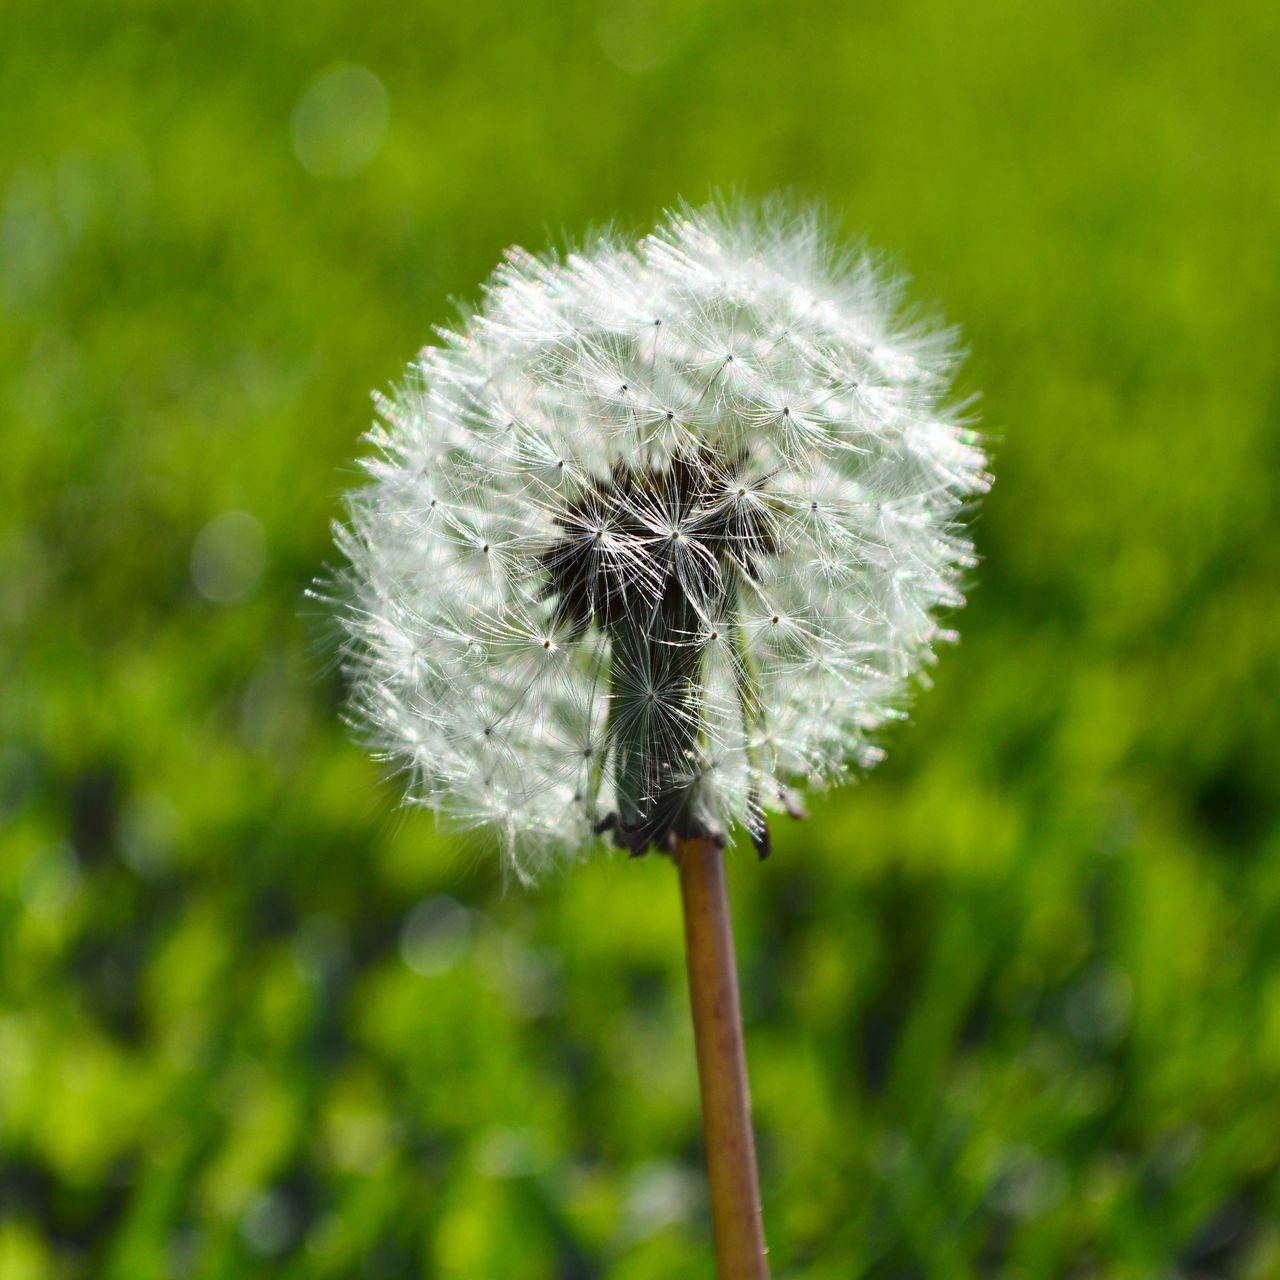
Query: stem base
677 836 769 1279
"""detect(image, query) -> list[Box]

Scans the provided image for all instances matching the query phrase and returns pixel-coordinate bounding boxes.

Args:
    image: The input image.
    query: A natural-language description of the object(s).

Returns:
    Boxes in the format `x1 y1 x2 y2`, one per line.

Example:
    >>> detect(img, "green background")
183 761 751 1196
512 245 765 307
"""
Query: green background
3 0 1279 1275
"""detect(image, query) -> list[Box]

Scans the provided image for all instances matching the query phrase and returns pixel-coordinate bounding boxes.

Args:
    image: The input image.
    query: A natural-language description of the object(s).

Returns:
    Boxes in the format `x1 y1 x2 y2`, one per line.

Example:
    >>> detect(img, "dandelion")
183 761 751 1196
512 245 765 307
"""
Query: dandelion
323 200 990 1276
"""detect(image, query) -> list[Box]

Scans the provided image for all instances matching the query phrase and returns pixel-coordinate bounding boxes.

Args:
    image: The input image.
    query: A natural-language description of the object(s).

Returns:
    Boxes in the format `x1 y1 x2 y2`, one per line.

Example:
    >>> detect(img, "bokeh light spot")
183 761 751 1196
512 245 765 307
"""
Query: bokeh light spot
291 64 389 179
190 511 266 604
19 842 80 919
400 896 473 977
240 1189 295 1257
596 0 704 74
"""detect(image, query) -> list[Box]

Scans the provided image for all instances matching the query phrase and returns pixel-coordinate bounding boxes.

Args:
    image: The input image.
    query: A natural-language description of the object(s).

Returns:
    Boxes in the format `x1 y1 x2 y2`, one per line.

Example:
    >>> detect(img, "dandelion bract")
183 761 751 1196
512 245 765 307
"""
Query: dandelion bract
329 202 990 878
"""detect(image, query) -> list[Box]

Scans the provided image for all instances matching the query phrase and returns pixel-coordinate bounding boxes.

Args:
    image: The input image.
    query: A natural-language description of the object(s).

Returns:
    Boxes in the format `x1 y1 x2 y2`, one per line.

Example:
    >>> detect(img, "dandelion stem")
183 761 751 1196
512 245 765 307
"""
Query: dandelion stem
677 835 769 1278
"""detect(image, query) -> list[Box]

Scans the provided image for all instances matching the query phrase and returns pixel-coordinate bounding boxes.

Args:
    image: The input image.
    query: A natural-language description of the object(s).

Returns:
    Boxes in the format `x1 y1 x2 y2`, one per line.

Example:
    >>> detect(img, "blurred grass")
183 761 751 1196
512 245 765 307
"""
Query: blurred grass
2 0 1279 1276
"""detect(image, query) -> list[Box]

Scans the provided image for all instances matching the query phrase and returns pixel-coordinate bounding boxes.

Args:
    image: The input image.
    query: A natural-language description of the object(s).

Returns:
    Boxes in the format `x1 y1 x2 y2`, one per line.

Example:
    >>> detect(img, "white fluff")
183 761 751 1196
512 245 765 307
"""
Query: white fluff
327 202 990 879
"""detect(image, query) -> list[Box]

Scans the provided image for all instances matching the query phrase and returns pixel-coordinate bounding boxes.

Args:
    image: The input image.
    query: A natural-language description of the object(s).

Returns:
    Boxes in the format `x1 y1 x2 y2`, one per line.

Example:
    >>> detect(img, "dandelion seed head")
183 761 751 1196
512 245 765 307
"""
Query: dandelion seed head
328 200 990 876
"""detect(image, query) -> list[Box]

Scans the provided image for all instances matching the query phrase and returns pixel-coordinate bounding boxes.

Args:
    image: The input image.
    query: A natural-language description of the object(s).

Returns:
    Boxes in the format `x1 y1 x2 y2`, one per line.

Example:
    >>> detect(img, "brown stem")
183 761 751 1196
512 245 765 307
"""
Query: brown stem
676 836 770 1278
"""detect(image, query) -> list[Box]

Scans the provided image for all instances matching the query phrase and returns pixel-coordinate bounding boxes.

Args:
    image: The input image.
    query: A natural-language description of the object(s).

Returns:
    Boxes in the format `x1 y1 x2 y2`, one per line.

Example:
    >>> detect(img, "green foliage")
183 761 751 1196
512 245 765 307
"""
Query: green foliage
3 0 1279 1275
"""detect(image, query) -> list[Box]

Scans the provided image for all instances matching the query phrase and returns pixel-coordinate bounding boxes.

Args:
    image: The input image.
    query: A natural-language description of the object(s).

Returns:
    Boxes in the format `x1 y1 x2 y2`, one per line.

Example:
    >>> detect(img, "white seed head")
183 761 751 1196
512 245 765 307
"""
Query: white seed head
325 201 991 880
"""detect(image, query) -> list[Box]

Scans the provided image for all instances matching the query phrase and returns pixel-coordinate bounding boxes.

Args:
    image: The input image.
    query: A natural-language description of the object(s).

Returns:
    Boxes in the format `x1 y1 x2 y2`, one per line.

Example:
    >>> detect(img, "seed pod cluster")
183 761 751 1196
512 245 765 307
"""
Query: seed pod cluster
329 203 990 879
